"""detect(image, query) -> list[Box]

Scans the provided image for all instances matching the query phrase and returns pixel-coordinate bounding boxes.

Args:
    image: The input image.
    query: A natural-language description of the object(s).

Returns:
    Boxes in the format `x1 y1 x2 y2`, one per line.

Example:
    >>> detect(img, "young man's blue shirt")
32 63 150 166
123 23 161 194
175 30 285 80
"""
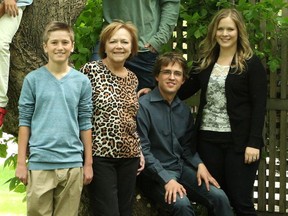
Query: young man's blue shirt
137 87 202 185
18 66 92 170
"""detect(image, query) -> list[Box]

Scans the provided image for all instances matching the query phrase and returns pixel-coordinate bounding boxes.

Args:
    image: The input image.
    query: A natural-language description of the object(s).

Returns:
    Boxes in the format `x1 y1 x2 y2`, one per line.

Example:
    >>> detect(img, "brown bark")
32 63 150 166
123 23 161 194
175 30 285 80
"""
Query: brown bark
4 0 87 135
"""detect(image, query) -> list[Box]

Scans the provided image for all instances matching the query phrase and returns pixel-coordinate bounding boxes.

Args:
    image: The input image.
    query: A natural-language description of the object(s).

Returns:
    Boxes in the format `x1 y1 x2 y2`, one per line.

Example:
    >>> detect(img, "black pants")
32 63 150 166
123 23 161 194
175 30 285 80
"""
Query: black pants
88 156 140 216
198 131 260 216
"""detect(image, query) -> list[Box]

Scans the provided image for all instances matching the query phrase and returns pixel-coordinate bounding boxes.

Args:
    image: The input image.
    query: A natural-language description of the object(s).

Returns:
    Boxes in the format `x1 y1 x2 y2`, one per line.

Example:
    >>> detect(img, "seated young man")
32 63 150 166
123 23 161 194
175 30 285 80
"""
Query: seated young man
136 52 234 216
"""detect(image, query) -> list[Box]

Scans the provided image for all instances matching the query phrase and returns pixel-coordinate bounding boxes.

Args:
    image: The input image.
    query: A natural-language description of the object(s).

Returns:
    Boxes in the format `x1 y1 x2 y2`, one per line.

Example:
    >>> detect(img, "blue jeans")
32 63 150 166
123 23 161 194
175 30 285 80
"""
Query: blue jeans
138 163 234 216
91 42 157 90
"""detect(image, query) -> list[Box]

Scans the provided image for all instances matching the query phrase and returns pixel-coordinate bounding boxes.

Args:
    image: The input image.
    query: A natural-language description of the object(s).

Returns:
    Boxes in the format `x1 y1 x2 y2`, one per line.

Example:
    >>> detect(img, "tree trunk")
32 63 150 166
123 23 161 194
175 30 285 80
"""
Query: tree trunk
4 0 87 135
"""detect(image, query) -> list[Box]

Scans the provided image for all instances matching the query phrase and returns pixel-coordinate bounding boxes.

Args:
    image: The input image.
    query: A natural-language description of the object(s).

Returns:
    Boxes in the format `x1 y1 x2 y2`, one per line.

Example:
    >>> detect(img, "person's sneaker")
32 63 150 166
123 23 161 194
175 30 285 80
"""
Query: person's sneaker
0 107 7 127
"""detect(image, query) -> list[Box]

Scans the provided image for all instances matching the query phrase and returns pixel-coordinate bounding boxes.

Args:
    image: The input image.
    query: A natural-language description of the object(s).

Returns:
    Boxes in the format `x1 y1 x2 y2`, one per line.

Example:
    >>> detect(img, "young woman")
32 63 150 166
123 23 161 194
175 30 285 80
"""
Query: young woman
80 21 145 216
178 8 267 215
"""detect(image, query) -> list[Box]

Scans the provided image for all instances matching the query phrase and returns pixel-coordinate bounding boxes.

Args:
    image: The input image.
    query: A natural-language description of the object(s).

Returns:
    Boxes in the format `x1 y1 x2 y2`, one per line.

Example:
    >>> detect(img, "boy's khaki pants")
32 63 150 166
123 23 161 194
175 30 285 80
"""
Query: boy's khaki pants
27 168 83 216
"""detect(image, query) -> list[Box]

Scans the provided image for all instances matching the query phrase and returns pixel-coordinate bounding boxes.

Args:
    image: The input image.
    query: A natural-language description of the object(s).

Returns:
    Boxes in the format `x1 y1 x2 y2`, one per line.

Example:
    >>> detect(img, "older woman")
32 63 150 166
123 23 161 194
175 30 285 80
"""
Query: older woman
80 21 145 216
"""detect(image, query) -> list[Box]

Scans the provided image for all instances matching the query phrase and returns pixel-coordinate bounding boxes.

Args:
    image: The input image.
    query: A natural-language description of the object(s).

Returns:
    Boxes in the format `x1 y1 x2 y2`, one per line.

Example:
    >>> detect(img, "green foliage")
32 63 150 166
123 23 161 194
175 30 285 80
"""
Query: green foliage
0 129 10 159
71 0 103 69
0 132 22 193
0 143 7 158
0 164 26 213
4 152 18 169
237 0 288 72
5 176 26 193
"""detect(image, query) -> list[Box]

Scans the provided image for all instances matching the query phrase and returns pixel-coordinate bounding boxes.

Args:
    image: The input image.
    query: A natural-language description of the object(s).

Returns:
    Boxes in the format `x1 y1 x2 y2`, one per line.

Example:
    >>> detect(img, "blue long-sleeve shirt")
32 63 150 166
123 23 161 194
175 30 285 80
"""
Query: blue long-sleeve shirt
18 66 92 170
137 87 202 185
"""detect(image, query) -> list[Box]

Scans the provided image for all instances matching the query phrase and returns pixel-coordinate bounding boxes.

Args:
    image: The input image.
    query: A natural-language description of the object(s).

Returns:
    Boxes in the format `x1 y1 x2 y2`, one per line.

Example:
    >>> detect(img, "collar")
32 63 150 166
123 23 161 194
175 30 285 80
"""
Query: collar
149 87 182 107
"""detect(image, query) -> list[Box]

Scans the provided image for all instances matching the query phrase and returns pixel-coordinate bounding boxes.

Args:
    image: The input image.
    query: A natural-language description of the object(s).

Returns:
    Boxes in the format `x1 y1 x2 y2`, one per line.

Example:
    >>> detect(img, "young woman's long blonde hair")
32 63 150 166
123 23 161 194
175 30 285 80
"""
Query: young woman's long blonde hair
197 8 253 73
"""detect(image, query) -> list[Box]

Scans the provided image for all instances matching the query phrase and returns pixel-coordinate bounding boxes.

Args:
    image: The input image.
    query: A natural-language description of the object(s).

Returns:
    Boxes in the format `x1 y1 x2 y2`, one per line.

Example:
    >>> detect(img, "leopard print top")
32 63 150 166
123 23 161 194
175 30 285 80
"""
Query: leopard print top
80 60 141 158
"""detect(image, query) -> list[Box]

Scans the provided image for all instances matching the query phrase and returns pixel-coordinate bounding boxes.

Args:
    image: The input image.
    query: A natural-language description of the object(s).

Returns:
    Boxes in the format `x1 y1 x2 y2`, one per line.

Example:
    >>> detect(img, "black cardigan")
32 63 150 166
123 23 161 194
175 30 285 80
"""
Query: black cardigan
178 55 267 152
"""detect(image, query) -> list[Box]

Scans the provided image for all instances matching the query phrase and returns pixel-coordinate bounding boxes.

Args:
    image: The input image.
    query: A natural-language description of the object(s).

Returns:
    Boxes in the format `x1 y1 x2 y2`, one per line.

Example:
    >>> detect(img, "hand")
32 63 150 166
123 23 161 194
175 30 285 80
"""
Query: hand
4 0 18 17
137 88 152 98
137 151 145 175
164 179 186 204
144 43 157 53
15 164 28 186
244 147 260 164
83 164 93 185
197 163 220 191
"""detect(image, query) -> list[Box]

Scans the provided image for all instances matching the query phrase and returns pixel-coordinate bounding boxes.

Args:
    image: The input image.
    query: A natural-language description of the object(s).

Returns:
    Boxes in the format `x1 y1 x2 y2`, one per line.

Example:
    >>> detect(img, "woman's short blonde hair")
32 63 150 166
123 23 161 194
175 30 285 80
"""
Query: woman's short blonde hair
98 20 138 59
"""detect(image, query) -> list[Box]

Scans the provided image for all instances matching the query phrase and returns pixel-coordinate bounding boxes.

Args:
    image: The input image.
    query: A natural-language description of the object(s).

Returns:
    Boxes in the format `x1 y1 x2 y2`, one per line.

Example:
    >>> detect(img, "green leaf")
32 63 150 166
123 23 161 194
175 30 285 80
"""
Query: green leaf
0 144 7 158
13 184 26 193
8 177 21 191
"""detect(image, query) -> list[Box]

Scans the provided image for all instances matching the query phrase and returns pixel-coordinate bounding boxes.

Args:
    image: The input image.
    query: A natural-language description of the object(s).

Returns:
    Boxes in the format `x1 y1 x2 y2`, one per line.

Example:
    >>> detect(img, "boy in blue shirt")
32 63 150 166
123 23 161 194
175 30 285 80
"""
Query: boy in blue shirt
15 21 93 216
